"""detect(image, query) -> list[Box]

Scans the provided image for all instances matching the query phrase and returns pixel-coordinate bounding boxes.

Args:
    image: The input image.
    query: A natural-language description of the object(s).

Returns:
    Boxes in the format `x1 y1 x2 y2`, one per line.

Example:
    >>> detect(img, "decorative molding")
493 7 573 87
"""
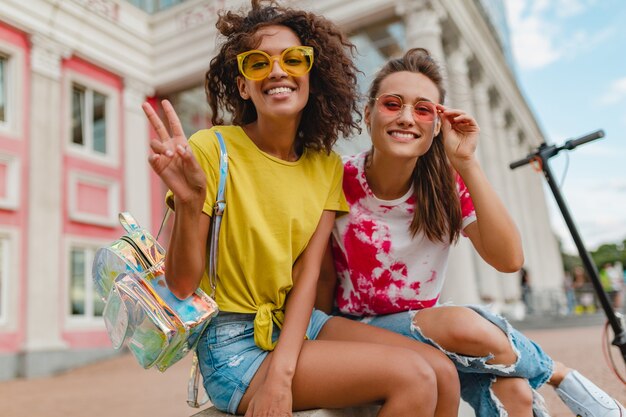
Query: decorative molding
68 172 119 227
30 34 72 80
175 0 226 31
402 3 443 38
71 0 119 22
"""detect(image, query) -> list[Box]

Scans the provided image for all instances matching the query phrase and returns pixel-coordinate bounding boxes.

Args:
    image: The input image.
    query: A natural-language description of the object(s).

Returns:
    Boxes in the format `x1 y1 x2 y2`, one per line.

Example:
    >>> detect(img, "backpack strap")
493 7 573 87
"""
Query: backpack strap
187 130 227 409
207 130 228 299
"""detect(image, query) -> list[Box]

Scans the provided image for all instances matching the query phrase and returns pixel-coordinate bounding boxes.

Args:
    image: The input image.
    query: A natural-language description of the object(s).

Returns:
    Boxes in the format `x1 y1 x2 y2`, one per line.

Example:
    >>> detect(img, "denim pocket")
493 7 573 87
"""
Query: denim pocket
210 322 249 349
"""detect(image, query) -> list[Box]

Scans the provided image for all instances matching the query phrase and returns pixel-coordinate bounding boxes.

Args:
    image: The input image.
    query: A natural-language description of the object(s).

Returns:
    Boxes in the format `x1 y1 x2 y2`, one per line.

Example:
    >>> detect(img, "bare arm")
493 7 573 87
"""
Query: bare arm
245 210 336 416
438 106 524 273
315 240 338 314
142 100 210 298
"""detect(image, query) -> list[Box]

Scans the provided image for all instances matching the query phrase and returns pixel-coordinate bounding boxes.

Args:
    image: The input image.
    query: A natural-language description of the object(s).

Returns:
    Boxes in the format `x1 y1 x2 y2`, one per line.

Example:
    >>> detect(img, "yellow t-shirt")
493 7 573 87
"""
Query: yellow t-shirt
167 126 348 350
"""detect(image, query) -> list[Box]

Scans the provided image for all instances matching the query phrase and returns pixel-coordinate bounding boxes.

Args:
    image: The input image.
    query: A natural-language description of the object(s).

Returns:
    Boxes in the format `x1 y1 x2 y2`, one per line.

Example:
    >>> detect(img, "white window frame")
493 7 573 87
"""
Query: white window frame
0 41 25 139
64 71 120 167
0 152 20 210
68 171 119 227
0 228 18 328
65 238 108 328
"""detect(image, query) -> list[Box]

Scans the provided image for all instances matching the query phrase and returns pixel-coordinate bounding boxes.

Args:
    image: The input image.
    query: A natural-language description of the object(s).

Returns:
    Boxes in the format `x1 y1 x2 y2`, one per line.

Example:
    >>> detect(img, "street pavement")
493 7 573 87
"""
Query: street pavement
1 315 625 417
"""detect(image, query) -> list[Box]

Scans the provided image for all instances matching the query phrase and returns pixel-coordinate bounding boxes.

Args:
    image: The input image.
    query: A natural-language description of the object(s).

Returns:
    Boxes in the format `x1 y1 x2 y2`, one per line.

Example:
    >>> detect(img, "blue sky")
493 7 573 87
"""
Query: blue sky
504 0 626 253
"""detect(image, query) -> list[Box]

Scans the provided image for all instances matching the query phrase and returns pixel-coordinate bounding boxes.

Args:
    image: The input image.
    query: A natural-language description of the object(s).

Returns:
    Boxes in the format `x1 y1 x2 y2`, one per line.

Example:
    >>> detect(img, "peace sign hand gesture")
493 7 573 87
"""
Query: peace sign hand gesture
142 100 206 208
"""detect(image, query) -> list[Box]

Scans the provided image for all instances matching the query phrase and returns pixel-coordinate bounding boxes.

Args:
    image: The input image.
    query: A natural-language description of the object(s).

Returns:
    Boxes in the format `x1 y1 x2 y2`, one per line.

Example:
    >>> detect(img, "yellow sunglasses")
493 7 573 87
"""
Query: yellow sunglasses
237 46 314 81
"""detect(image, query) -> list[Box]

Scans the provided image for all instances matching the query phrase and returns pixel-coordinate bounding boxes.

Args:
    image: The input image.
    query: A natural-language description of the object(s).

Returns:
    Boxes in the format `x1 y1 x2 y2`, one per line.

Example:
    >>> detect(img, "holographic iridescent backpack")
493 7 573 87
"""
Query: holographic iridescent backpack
92 131 227 376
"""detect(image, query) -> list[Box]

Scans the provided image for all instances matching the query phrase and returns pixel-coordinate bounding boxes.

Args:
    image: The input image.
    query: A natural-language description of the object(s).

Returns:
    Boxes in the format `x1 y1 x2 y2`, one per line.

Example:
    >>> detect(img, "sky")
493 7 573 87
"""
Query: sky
503 0 626 253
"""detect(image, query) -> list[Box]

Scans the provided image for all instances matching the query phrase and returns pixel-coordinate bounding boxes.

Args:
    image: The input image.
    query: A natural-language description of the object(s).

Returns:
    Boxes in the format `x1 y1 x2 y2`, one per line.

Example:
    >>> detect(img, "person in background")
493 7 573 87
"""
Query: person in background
317 47 626 417
520 266 533 314
563 270 578 315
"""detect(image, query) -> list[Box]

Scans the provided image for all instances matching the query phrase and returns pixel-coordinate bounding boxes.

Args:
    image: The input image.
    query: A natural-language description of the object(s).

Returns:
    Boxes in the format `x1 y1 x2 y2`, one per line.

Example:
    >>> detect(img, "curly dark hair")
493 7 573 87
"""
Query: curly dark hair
367 48 462 243
205 0 361 153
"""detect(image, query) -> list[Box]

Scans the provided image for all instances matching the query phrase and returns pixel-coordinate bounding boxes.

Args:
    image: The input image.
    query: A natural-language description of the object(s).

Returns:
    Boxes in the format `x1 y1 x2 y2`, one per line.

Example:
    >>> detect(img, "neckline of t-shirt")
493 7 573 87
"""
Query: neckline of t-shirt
357 151 414 206
236 126 306 166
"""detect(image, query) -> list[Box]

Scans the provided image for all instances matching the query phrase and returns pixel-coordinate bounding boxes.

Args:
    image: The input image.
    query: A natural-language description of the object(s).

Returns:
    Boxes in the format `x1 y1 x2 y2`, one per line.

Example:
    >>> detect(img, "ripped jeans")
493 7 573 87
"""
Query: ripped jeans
353 305 554 416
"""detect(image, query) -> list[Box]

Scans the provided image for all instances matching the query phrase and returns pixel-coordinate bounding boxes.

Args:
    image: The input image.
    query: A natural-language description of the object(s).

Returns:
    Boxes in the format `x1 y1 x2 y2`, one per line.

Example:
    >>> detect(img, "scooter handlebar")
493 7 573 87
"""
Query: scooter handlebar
509 155 534 170
563 130 605 150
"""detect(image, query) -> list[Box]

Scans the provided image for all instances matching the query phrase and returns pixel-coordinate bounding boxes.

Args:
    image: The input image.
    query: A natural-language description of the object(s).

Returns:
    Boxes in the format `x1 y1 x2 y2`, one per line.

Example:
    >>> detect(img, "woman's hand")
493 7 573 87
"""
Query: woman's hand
437 105 480 171
142 99 206 207
244 381 293 417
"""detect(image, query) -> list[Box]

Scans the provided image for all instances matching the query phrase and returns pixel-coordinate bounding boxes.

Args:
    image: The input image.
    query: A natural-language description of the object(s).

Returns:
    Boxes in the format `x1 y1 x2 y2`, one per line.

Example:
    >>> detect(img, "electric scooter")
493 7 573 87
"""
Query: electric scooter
510 130 626 366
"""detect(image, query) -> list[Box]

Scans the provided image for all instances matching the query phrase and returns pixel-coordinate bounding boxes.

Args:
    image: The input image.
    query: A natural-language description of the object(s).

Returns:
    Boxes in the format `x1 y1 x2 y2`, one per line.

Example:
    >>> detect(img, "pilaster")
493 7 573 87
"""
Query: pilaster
122 77 155 229
26 34 72 350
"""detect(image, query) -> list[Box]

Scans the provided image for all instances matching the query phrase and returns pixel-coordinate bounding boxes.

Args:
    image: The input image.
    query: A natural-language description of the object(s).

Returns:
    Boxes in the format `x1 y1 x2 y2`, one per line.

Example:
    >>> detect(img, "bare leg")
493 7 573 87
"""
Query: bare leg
413 307 531 415
318 316 460 417
238 339 439 416
411 306 517 365
491 377 533 417
412 306 626 416
547 361 569 386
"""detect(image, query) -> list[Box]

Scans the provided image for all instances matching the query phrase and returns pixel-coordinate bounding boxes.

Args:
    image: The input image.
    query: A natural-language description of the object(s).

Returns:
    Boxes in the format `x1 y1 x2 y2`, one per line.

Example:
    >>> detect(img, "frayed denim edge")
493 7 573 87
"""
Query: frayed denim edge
466 305 555 389
409 309 522 373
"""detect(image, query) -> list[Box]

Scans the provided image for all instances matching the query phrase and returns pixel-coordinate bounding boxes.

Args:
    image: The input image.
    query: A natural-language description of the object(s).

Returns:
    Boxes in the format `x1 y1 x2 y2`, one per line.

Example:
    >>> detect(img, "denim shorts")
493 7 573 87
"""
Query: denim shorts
340 305 554 417
196 309 331 414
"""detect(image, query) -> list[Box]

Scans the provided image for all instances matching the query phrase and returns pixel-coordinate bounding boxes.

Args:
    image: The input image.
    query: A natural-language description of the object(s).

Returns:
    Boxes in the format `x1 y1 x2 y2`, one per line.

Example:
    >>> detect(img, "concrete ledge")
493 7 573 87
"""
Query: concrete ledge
191 406 380 416
191 400 476 416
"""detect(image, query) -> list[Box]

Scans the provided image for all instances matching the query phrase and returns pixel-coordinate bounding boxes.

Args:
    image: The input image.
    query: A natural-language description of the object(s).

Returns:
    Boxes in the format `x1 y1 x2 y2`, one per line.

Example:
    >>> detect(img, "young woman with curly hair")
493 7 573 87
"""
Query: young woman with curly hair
142 2 460 416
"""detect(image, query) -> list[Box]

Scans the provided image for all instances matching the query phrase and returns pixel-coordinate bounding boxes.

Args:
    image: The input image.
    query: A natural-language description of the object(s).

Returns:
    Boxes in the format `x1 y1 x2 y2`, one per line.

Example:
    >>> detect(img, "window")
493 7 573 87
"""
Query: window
69 246 104 318
0 55 6 123
71 84 108 155
0 237 7 322
0 39 26 138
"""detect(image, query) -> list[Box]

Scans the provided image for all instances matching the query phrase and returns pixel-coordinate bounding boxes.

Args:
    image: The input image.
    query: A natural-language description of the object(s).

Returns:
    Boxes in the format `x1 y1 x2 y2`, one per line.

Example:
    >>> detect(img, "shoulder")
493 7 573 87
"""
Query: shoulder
189 126 242 158
305 149 344 171
341 151 367 178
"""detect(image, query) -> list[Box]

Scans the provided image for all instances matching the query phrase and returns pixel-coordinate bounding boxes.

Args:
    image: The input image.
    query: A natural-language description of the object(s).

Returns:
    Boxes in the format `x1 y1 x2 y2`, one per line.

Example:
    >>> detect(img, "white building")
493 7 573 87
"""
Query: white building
0 0 563 380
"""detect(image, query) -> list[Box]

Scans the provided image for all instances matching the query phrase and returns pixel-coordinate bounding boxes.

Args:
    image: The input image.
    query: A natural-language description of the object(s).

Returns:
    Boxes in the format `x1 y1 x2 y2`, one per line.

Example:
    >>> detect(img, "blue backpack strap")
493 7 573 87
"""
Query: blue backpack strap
214 131 228 216
207 131 228 298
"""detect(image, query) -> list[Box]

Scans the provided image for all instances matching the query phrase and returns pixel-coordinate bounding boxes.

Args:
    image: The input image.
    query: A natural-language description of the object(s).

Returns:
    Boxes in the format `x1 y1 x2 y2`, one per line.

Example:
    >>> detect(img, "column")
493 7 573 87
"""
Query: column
26 34 72 351
491 107 522 301
399 0 448 81
469 79 504 305
439 40 481 305
504 125 536 301
524 163 565 291
122 78 154 229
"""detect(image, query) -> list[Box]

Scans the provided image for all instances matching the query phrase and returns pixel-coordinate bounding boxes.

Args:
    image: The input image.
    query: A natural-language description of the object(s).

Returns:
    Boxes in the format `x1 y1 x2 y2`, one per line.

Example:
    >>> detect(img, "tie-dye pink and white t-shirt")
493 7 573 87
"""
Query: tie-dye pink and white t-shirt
332 151 477 316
